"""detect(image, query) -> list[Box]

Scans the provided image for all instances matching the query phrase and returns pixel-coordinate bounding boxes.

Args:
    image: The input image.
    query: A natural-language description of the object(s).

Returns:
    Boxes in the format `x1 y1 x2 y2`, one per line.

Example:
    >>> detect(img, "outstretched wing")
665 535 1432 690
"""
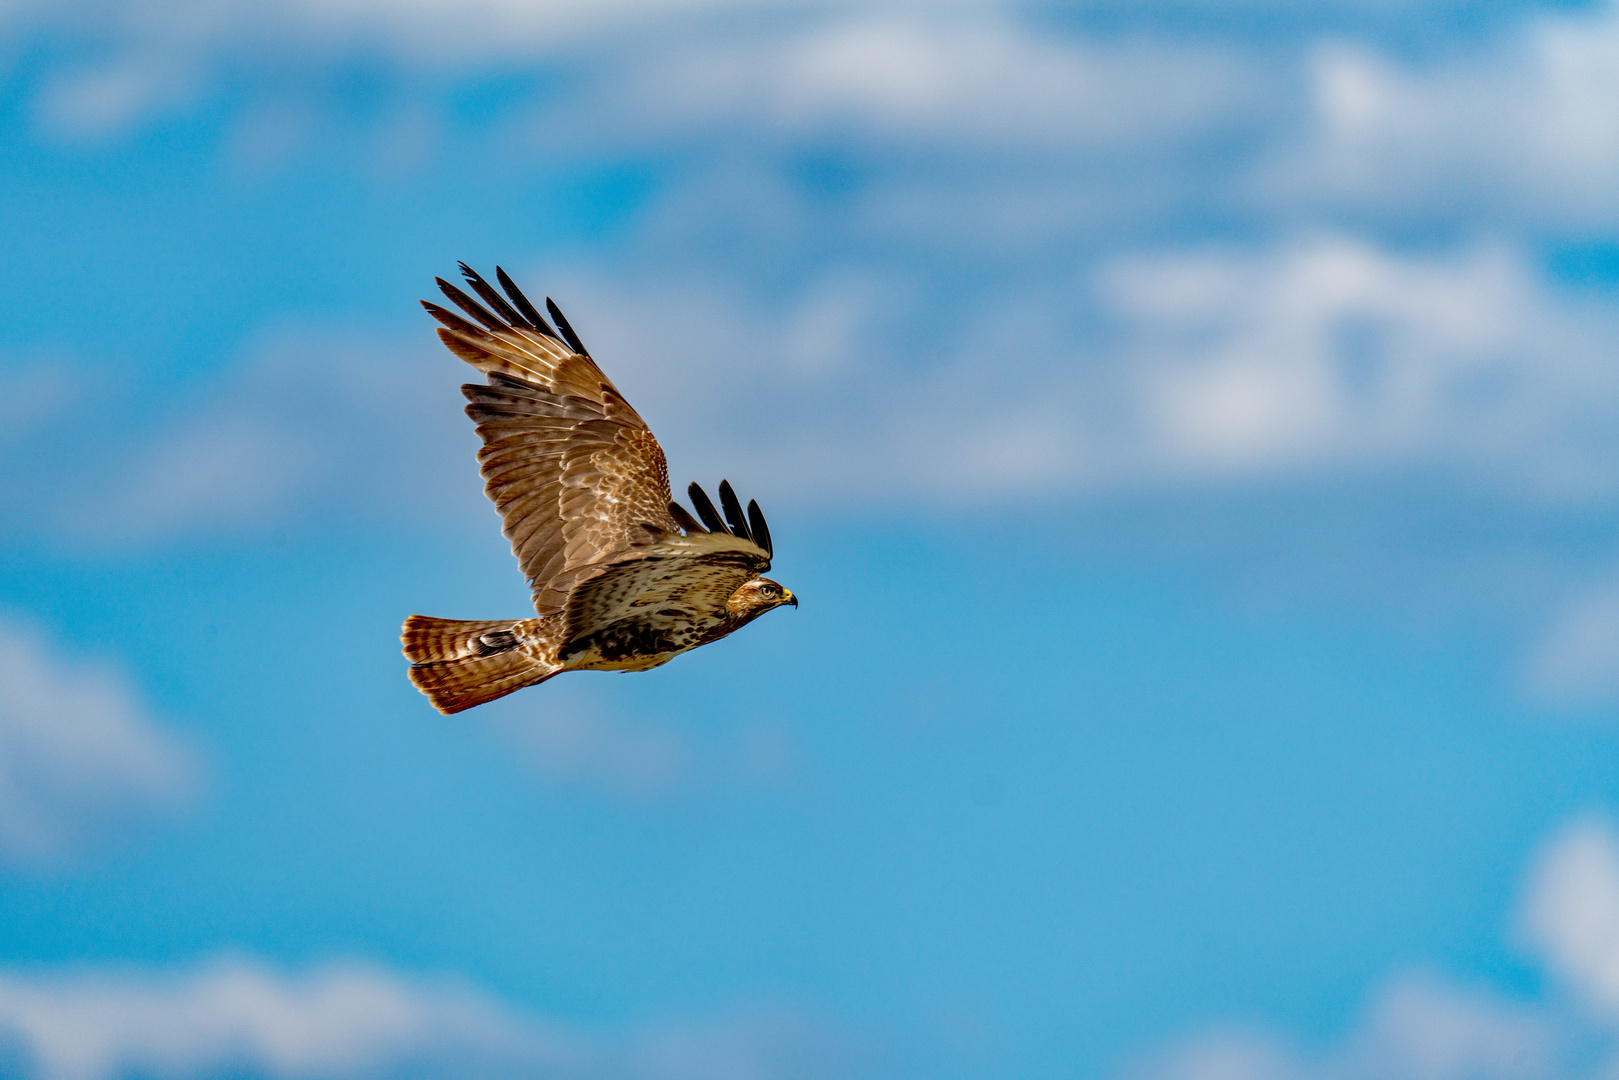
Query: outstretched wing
562 530 771 646
424 265 680 615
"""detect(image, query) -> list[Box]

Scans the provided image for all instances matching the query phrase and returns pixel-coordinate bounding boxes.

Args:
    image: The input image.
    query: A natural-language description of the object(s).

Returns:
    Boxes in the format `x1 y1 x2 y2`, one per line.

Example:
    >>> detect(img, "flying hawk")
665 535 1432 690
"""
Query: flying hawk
401 265 796 714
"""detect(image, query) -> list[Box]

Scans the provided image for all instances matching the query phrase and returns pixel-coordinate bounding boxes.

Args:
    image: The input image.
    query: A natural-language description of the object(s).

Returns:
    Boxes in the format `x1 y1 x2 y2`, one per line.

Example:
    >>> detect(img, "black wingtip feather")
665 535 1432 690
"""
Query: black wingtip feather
687 483 728 534
545 298 590 357
436 278 507 332
668 502 704 534
747 499 772 558
717 480 752 543
421 300 486 338
496 267 560 339
458 263 528 329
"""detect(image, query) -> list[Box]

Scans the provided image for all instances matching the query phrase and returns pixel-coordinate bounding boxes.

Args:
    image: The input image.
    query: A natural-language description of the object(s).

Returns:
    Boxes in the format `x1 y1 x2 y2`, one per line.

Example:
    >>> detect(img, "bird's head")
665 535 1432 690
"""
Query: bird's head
728 577 797 619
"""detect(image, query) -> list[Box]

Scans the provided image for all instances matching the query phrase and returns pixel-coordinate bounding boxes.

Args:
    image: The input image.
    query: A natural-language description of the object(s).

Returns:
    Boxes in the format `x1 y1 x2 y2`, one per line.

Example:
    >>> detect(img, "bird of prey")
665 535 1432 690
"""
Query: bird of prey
401 265 796 714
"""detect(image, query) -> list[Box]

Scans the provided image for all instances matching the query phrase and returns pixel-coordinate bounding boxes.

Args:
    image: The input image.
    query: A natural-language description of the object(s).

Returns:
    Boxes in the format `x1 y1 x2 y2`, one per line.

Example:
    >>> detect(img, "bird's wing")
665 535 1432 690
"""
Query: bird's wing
424 265 680 615
563 530 771 645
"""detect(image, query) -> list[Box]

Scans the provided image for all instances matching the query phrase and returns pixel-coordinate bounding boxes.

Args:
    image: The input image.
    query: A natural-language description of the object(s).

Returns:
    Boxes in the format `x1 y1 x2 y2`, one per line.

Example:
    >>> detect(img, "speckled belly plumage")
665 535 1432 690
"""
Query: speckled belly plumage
557 607 726 672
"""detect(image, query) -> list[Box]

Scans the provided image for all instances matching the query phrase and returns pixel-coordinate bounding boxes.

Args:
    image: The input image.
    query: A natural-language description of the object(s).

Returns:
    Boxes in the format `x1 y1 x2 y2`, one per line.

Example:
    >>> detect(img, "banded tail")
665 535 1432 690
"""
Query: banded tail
401 615 558 714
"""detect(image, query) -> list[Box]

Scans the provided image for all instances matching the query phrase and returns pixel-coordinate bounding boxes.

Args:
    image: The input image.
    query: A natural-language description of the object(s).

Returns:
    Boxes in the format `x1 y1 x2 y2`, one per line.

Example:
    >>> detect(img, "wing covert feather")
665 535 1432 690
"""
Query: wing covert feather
433 282 680 615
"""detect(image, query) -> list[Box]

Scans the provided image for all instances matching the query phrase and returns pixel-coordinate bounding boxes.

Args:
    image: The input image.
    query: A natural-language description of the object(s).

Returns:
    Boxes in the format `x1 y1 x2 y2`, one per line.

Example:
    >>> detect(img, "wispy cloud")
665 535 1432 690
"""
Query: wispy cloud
34 54 202 141
557 12 1273 153
1523 579 1619 706
7 0 1619 693
1520 815 1619 1018
1129 979 1558 1080
1103 236 1619 490
1268 3 1619 228
0 329 482 548
0 616 197 864
11 227 1619 543
8 0 1618 519
1126 814 1619 1079
0 956 856 1080
533 232 1619 505
4 0 765 74
0 958 567 1080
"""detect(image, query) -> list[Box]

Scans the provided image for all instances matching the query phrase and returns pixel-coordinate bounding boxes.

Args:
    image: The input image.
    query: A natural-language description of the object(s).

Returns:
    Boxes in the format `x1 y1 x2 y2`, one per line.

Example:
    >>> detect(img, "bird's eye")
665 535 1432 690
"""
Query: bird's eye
762 584 778 596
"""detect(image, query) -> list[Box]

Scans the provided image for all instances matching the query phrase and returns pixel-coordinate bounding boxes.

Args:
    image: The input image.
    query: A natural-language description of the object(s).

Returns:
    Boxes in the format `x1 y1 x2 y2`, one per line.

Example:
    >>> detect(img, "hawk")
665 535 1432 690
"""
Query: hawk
401 265 796 714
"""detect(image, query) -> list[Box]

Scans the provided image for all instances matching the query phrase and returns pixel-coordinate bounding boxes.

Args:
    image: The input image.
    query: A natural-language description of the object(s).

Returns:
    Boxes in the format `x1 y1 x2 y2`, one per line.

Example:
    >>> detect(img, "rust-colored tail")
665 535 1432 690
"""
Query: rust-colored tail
401 615 557 714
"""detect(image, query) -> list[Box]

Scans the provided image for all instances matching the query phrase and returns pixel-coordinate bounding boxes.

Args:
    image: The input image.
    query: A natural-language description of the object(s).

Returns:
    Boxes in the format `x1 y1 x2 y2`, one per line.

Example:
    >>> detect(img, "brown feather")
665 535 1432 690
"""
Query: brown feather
667 502 704 534
434 296 680 614
408 265 789 713
561 532 770 648
400 614 562 714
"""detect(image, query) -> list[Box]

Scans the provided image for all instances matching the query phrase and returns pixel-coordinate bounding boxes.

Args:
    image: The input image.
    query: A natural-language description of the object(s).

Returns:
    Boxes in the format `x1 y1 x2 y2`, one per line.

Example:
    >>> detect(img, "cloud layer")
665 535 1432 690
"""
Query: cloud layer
0 957 852 1080
6 3 1619 515
1522 816 1619 1021
1272 4 1619 228
18 229 1616 554
0 617 197 863
0 959 548 1080
7 1 1619 716
1132 980 1558 1080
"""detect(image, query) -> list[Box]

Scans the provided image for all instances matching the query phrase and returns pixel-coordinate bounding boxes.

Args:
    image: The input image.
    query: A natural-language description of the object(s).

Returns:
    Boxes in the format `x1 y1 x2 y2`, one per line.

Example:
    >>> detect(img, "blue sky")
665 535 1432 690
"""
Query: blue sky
8 1 1619 1078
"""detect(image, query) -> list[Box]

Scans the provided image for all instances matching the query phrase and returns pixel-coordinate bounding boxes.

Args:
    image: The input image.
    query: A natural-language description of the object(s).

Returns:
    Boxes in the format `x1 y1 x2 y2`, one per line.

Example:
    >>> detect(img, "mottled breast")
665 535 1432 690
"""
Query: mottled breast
559 603 723 671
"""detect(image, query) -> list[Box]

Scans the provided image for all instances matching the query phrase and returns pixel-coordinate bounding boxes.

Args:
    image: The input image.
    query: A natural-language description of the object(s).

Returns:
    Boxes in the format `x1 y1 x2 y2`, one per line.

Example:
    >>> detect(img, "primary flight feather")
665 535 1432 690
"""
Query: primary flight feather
402 264 796 714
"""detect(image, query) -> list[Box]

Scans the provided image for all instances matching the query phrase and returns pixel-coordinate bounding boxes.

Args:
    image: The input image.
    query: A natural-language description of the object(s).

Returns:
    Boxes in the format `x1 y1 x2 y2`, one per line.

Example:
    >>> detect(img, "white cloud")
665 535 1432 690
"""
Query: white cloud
1350 981 1557 1080
538 233 1619 505
1104 236 1619 487
9 1 1619 549
34 55 201 140
36 329 483 546
1521 816 1619 1019
1131 815 1619 1080
7 0 761 60
3 0 767 141
0 616 197 863
1130 979 1559 1080
1272 3 1619 226
11 230 1619 548
0 958 565 1080
9 0 1615 245
0 956 852 1080
9 0 1277 154
572 13 1269 152
627 1007 859 1080
1129 1030 1301 1080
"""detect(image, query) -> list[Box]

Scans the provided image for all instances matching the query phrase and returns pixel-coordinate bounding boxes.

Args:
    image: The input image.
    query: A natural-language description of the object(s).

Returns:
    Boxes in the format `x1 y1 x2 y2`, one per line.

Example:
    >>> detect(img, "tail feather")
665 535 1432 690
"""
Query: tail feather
402 615 515 664
401 615 557 714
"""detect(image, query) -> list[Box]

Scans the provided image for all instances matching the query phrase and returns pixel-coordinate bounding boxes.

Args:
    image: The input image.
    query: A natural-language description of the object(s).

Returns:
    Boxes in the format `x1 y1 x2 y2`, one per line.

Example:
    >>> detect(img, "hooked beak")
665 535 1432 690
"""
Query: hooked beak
784 589 798 608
